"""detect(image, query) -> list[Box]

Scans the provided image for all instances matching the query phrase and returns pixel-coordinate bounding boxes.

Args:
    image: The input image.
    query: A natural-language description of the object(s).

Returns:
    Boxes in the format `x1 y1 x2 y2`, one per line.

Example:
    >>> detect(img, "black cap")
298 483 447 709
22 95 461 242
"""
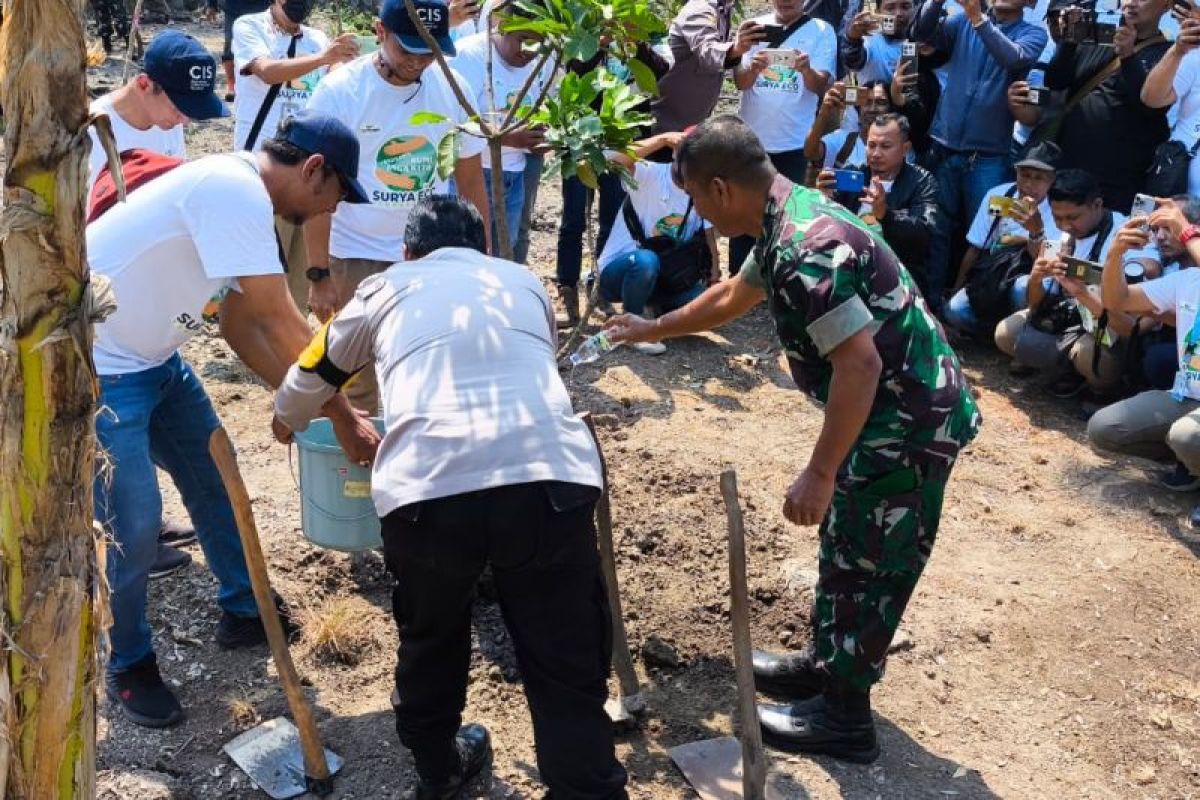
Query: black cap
380 0 456 56
279 110 370 204
143 30 228 121
1015 141 1062 173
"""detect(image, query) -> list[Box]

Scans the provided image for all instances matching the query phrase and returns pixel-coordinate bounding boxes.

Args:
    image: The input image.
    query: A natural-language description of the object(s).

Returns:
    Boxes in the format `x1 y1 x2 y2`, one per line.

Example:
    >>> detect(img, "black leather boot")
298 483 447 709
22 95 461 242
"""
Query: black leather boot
752 647 824 699
406 724 493 800
757 687 879 764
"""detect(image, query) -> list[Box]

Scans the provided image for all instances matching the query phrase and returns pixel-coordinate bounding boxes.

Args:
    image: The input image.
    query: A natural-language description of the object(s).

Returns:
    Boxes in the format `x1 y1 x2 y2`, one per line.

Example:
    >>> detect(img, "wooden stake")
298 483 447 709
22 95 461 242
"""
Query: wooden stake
720 470 767 800
209 427 333 790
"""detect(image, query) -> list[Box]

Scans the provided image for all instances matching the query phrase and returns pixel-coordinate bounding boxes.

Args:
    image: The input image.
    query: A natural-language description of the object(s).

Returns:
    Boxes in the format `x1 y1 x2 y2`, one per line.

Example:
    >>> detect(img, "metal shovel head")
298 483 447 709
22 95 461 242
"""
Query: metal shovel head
669 737 784 800
224 717 344 800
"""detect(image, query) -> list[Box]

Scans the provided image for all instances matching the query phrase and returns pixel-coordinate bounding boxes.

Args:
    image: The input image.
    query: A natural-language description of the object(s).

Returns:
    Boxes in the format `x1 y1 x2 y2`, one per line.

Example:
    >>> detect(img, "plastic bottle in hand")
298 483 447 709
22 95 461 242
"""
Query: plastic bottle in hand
569 332 621 366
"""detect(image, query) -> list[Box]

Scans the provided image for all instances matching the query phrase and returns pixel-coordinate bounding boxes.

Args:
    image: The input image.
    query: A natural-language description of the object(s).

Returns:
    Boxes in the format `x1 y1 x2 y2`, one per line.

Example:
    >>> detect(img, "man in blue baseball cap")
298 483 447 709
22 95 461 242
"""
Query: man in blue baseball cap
142 29 231 123
380 0 459 55
90 108 377 730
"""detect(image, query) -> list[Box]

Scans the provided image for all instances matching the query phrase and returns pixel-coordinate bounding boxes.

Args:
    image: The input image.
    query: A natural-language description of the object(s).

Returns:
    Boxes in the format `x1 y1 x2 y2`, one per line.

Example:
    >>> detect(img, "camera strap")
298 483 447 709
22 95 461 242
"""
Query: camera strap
1062 34 1166 121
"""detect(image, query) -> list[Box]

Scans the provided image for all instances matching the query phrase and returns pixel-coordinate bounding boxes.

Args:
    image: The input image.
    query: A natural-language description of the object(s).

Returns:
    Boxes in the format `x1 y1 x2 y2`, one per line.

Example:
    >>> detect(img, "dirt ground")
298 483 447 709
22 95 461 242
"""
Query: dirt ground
68 18 1200 800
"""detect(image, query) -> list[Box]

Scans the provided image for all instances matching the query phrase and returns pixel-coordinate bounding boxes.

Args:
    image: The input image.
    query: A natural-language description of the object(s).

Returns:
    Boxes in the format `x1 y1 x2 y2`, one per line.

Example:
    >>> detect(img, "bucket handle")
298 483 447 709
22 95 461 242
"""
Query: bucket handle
288 444 379 523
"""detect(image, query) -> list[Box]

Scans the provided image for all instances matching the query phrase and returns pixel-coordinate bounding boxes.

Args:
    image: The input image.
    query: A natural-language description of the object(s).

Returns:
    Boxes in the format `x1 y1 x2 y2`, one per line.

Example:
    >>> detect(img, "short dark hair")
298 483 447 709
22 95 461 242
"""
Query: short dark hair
870 113 910 141
1172 194 1200 224
404 195 487 258
673 114 773 189
260 137 312 166
1048 168 1102 205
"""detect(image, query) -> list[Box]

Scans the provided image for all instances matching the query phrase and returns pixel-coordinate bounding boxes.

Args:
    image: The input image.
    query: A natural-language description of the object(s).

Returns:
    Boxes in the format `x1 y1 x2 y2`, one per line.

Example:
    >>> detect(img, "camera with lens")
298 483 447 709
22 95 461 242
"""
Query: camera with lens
1063 8 1123 45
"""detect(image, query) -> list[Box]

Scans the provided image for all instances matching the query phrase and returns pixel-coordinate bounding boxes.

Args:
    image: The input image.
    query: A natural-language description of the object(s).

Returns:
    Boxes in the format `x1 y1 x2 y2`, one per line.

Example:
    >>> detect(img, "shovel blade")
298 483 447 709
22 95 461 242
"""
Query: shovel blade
224 717 343 799
669 737 783 800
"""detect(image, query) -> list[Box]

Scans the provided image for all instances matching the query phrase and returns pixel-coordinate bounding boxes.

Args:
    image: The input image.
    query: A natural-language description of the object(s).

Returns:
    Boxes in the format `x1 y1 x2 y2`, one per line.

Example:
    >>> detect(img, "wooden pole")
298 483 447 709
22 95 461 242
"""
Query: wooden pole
0 0 101 794
720 470 767 800
582 414 644 713
209 428 333 793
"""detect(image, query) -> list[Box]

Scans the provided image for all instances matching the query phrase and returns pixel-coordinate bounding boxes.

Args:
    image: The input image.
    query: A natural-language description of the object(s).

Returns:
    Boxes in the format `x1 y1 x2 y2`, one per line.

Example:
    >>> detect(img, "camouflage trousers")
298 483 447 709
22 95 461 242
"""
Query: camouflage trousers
812 459 954 692
92 0 130 52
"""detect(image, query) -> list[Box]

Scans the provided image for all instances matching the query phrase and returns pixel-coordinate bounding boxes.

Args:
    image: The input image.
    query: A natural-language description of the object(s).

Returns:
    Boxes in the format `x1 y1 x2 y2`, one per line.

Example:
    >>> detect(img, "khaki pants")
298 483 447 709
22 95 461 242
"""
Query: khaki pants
1087 389 1200 473
276 217 310 314
994 309 1122 391
330 255 392 415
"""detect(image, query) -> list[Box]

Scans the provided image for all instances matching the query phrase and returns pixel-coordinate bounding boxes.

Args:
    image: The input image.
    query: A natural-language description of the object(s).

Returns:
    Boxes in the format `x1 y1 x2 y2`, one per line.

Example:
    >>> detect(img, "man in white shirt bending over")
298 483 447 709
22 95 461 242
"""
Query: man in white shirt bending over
232 0 359 310
272 195 627 800
303 0 489 413
92 110 379 730
87 30 228 192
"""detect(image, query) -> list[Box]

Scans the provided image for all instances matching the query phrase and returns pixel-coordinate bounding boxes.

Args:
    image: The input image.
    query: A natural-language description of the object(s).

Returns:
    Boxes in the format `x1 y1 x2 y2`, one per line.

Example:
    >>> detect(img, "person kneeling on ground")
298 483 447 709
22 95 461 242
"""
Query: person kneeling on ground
994 168 1160 401
595 131 720 356
943 141 1062 336
271 196 628 799
91 110 380 728
1090 199 1200 524
606 116 981 764
816 113 939 298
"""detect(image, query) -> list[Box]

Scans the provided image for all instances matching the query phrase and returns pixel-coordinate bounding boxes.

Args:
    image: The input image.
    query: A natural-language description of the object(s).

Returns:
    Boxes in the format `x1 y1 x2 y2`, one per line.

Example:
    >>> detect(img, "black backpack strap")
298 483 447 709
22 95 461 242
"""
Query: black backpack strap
981 184 1019 252
833 131 858 169
243 33 300 152
621 196 648 247
766 14 810 46
1088 210 1115 262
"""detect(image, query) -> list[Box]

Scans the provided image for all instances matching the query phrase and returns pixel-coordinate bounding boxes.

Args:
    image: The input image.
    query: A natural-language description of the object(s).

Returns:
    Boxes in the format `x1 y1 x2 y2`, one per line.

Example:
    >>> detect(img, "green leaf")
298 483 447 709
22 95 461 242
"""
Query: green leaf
627 58 659 96
410 111 450 126
437 131 458 181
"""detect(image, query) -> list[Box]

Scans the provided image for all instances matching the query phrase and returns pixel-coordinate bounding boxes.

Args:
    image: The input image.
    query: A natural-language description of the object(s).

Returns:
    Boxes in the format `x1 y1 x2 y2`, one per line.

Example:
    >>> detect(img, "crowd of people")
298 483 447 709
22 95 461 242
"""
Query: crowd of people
80 0 1200 794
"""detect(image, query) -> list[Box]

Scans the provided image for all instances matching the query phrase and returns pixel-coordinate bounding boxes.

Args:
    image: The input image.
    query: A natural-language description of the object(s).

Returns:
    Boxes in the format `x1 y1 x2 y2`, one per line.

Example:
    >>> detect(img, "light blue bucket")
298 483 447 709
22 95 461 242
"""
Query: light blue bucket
290 417 385 552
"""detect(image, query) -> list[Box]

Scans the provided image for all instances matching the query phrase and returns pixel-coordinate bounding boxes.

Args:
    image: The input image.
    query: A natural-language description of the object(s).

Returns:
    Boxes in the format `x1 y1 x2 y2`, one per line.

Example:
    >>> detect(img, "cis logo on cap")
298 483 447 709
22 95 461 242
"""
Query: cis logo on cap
417 6 444 23
188 62 215 90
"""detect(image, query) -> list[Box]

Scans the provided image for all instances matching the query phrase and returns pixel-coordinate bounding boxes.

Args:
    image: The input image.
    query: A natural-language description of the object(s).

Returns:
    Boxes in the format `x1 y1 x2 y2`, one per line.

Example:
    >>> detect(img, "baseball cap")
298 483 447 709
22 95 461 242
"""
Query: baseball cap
1015 141 1062 174
380 0 456 57
143 30 228 121
278 110 370 204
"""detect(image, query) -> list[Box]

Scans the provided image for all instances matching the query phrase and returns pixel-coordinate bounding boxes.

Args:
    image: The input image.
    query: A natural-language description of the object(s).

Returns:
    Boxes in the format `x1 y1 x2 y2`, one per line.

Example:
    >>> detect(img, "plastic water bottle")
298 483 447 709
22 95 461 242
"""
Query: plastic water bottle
569 332 620 366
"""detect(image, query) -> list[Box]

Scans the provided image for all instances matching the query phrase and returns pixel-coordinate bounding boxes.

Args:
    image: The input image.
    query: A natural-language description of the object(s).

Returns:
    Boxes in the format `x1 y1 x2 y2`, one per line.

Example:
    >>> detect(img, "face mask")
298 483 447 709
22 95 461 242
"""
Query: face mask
282 0 312 24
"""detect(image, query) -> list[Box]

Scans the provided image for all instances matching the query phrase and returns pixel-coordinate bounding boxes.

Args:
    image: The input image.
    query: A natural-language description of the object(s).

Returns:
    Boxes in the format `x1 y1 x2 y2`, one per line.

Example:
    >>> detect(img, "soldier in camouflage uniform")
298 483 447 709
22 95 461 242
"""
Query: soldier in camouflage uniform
605 115 981 763
93 0 131 53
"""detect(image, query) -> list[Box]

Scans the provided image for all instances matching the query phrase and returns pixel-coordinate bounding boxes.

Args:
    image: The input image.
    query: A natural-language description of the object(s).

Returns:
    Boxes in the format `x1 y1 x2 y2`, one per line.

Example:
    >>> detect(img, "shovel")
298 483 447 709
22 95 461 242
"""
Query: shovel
582 414 645 726
209 427 343 799
669 470 782 800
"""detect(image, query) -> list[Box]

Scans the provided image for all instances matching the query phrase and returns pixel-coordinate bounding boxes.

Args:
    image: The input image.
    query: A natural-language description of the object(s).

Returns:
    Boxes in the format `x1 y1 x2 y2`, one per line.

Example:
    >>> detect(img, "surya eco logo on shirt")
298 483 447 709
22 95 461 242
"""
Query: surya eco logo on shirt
758 66 799 88
654 214 686 239
373 136 437 201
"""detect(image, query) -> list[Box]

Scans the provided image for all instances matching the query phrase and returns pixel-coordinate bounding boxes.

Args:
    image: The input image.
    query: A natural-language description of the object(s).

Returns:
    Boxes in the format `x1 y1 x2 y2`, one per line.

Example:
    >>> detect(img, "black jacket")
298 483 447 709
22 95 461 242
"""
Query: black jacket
833 161 940 295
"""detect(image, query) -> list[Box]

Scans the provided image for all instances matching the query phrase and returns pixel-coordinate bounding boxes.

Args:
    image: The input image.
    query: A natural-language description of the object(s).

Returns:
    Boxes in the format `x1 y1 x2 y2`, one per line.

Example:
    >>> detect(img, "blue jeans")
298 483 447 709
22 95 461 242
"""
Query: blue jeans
94 354 256 673
514 154 544 265
598 249 704 316
556 171 623 288
925 146 1013 309
943 275 1029 334
482 167 524 257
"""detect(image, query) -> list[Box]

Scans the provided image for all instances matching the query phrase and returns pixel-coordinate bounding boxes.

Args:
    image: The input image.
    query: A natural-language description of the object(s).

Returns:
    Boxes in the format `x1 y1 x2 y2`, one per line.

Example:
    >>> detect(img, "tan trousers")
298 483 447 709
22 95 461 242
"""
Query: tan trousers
276 217 311 314
994 309 1123 391
330 255 392 415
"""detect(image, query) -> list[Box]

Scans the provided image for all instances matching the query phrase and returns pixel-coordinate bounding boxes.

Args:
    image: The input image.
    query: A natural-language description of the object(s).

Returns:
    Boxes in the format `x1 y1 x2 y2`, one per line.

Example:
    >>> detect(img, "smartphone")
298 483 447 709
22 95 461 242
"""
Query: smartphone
878 13 897 34
760 48 796 66
988 195 1016 218
1062 254 1099 281
1026 85 1050 106
843 85 860 104
1131 192 1156 226
1042 238 1064 261
1095 11 1122 44
759 22 787 46
834 168 866 193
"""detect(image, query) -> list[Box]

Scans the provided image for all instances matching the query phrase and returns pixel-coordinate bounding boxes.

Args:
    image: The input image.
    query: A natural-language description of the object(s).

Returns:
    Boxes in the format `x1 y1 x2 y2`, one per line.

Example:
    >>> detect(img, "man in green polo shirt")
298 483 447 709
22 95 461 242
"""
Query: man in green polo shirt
605 115 981 763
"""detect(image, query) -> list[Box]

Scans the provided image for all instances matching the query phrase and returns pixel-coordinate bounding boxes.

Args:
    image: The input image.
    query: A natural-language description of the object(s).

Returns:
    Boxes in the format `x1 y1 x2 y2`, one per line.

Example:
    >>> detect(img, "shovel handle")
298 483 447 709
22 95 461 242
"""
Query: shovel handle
721 469 768 800
209 427 332 785
582 414 642 706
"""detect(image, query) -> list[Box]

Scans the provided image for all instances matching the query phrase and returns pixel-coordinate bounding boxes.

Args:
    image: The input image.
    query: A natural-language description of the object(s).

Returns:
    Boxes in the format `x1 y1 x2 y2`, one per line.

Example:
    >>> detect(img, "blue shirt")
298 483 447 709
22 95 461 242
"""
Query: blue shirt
913 2 1046 155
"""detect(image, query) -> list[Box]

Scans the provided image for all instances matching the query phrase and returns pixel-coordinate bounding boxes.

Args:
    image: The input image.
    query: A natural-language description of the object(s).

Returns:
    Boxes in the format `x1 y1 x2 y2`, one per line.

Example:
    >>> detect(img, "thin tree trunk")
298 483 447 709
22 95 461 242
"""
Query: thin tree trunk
0 0 101 796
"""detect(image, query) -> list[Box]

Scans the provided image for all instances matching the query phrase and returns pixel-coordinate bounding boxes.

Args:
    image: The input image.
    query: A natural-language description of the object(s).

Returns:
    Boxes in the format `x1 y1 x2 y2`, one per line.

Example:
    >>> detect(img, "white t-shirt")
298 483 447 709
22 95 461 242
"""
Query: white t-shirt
451 32 556 172
274 247 604 514
87 93 186 194
1143 267 1200 400
1167 50 1200 197
821 128 866 169
598 161 707 268
307 56 485 262
738 15 836 153
966 181 1060 251
88 153 281 375
232 12 330 151
853 34 902 86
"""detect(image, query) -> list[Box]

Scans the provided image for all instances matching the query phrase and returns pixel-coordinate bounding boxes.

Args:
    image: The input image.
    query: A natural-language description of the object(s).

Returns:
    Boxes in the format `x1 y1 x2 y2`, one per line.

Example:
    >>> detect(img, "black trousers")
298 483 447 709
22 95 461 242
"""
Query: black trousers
381 481 628 799
728 147 810 275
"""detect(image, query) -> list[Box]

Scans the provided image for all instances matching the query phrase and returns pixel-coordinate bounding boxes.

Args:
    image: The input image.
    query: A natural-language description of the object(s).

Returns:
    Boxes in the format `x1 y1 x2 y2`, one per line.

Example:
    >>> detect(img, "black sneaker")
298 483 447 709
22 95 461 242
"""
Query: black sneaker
1048 372 1087 398
1159 462 1200 493
159 518 197 548
405 724 493 800
148 543 192 580
215 594 300 650
105 653 184 728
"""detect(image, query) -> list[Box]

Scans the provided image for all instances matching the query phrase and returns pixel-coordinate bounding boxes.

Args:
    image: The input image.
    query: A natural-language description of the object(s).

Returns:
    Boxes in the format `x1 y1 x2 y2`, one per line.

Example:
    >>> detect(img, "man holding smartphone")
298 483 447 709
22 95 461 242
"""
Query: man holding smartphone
843 0 917 84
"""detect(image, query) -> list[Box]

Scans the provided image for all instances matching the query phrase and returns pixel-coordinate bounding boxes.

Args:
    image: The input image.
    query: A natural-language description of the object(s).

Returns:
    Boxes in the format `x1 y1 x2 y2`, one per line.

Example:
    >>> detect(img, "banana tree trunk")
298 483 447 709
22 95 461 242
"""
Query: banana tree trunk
0 0 101 797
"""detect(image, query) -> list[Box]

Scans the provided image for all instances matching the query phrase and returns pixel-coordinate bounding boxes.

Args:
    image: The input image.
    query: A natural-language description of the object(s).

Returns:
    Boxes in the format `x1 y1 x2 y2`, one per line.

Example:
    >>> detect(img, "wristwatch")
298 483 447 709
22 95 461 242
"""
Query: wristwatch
1181 224 1200 246
306 266 331 282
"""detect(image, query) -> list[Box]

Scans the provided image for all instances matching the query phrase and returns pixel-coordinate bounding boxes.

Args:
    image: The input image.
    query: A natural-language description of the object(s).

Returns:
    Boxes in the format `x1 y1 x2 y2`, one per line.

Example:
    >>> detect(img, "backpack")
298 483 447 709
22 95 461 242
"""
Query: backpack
88 148 186 223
